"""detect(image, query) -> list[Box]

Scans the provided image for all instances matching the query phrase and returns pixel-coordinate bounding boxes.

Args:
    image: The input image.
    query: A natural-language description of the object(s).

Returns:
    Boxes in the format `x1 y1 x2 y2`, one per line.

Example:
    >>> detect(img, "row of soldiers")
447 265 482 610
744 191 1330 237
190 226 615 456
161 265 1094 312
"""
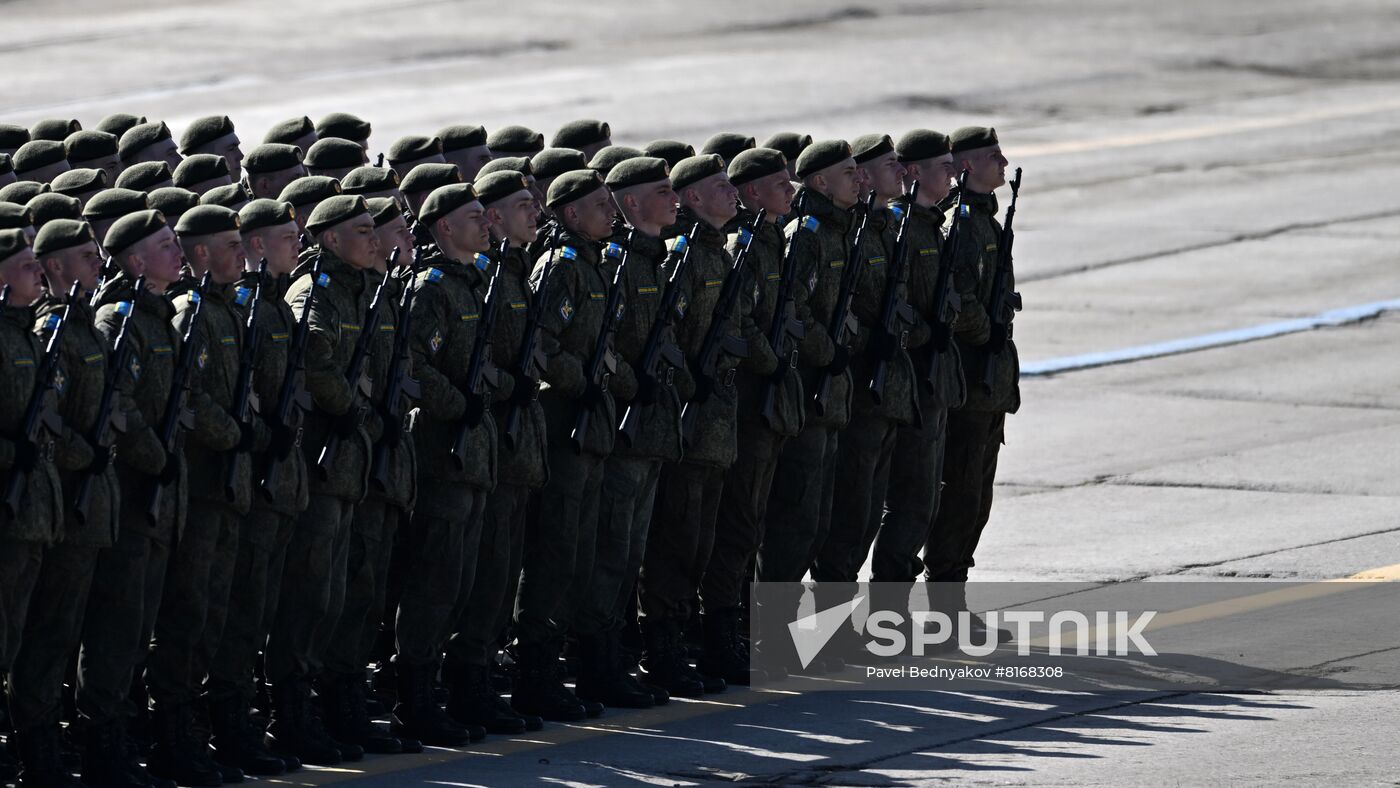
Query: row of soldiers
0 112 1021 788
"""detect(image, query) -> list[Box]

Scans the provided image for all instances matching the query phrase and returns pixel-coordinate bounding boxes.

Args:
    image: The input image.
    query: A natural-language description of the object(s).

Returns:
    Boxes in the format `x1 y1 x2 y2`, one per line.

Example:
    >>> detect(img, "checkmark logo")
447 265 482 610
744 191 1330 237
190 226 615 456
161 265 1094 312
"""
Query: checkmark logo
788 595 866 670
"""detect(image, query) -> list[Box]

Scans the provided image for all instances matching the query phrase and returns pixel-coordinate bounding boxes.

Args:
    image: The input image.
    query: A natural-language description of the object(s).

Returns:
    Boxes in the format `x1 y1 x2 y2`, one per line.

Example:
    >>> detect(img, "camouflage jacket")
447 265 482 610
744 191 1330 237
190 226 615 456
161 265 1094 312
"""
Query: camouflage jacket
844 206 926 426
487 245 548 489
362 268 416 509
945 189 1020 414
786 188 855 430
0 304 65 544
93 275 184 540
891 195 966 411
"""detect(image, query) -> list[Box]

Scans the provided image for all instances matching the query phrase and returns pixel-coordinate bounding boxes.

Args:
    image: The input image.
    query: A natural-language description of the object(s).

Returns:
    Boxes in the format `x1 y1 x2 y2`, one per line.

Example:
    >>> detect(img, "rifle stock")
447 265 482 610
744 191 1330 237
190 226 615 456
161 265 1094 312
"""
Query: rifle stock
450 245 508 470
617 224 697 448
260 255 324 500
74 275 146 523
369 268 420 493
502 228 561 452
812 193 877 416
571 236 629 454
869 181 920 405
223 260 267 501
145 273 211 524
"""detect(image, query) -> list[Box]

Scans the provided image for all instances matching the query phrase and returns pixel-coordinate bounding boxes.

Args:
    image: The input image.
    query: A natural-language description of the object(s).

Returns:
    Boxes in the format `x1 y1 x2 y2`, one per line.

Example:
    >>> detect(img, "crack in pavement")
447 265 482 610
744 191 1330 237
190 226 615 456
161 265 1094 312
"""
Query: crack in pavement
1103 479 1396 498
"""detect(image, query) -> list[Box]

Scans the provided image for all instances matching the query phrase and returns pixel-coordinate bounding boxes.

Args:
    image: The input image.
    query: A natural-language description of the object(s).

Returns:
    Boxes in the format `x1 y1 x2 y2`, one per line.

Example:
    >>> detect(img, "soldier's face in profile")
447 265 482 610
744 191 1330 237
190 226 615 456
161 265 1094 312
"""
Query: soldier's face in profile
493 191 538 246
329 215 382 269
966 145 1008 192
374 215 414 267
742 171 795 219
47 240 104 292
451 202 493 255
569 189 618 242
252 222 301 276
634 180 679 230
913 154 957 205
819 159 861 210
861 151 906 201
138 227 185 287
0 248 45 304
202 229 247 284
692 173 739 226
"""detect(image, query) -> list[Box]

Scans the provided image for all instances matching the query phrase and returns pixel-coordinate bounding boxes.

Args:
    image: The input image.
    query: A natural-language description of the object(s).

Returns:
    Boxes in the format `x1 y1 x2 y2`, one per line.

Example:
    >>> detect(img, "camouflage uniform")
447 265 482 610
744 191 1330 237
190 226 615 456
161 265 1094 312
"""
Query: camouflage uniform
925 189 1018 582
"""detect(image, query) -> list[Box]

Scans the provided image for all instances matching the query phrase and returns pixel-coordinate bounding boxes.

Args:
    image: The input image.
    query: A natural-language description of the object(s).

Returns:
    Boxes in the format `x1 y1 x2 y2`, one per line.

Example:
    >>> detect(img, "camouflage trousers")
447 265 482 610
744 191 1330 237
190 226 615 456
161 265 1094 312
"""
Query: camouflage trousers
870 406 949 582
77 525 170 726
264 494 354 685
8 543 99 731
206 507 298 702
446 481 531 668
146 501 240 709
811 407 902 584
514 446 604 648
573 456 662 636
924 411 1004 583
704 424 787 611
324 497 404 676
640 460 724 622
0 539 45 673
395 483 484 668
759 424 839 583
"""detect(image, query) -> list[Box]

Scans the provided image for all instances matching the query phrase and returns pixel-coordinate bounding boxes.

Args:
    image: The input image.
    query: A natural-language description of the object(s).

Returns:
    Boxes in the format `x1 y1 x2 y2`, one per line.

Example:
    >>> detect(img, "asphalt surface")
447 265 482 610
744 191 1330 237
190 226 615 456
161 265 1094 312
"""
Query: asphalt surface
6 0 1399 784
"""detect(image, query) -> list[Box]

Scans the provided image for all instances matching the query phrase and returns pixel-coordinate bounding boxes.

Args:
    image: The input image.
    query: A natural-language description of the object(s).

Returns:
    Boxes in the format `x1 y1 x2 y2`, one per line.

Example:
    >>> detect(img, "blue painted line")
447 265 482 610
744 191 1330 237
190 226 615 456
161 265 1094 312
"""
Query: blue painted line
1023 298 1400 377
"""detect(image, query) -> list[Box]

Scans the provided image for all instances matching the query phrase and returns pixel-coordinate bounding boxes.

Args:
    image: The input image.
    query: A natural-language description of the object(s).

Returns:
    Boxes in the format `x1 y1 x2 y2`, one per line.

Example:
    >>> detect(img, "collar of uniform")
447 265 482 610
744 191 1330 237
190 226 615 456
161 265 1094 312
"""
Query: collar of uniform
672 207 727 248
32 289 93 323
549 227 600 265
1 303 35 329
794 186 850 233
892 194 946 229
961 188 999 216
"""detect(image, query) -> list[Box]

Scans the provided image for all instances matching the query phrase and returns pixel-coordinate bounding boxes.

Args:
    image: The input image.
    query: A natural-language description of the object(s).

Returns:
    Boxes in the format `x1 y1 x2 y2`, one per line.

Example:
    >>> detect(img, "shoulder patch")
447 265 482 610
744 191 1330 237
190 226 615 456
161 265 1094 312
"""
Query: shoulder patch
473 253 490 271
234 286 252 306
115 301 133 316
667 235 688 255
889 204 905 220
603 242 625 261
737 227 752 246
196 346 210 369
429 329 444 355
959 204 971 219
559 246 579 261
558 296 574 323
53 367 67 395
800 216 820 233
128 356 142 381
425 267 445 284
315 272 331 288
675 293 688 319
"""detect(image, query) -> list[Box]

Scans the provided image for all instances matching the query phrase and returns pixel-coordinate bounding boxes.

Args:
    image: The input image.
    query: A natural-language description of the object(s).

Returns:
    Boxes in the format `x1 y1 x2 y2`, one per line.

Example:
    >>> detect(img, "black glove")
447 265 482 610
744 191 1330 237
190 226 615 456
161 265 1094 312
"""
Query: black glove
332 405 365 438
86 444 114 475
269 422 299 459
13 439 39 472
234 421 258 454
156 456 180 486
826 344 850 376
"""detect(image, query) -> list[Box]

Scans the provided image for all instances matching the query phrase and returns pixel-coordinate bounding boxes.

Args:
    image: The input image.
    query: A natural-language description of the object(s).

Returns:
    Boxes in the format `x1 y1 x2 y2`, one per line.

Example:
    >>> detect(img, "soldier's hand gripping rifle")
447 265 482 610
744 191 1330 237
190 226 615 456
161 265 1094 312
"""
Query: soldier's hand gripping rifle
450 245 508 470
981 167 1022 394
812 192 876 416
501 228 560 452
869 181 919 404
924 170 970 393
144 273 210 524
677 212 765 447
315 248 397 478
223 259 267 501
570 238 629 455
74 275 145 523
617 225 696 448
260 255 324 499
759 197 811 430
368 267 420 493
2 281 80 520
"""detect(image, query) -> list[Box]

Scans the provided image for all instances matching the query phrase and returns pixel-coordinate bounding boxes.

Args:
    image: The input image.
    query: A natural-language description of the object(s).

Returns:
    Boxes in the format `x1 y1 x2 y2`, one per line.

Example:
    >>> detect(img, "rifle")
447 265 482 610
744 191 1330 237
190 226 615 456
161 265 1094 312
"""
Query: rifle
260 255 324 499
981 167 1023 394
89 253 118 307
144 273 210 524
924 170 970 393
759 196 812 430
570 239 628 454
73 275 145 524
2 282 80 519
501 227 561 452
616 225 695 448
812 192 876 416
677 212 765 446
368 272 421 493
375 152 385 168
315 248 397 478
869 181 920 405
223 260 266 501
449 245 507 470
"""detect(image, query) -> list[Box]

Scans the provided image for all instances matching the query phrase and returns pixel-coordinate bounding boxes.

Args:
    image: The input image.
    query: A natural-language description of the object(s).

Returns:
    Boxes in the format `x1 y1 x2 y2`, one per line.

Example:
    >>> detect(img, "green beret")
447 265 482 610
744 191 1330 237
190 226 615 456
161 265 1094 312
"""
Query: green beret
728 147 787 186
94 113 146 137
545 169 605 209
486 125 544 156
474 171 531 206
33 218 96 257
305 137 366 171
399 163 460 196
0 203 34 230
0 154 10 177
605 156 670 191
244 143 303 175
477 157 533 179
388 136 443 166
366 197 401 227
670 154 726 191
12 141 68 175
700 133 755 164
50 168 108 196
851 133 895 164
551 120 610 150
239 199 297 233
30 119 81 142
175 204 240 237
147 187 200 220
262 116 315 146
103 209 167 255
82 188 148 221
26 193 83 227
530 148 586 180
200 183 251 210
642 140 695 168
278 175 342 208
306 194 369 236
418 183 479 226
179 115 236 155
315 113 371 143
761 132 812 164
0 228 30 262
115 161 174 192
0 181 49 205
589 146 641 176
173 154 230 188
895 129 952 162
438 125 488 152
118 121 173 162
0 124 32 151
795 139 852 179
340 165 400 194
949 126 998 154
64 130 119 165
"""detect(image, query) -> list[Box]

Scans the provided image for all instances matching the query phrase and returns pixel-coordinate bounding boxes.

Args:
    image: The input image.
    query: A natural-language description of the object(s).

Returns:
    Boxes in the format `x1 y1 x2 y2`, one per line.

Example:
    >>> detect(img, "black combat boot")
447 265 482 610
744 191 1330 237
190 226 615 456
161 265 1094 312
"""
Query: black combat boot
697 609 767 686
208 694 285 777
81 721 150 788
391 663 471 747
574 633 654 709
641 619 710 698
444 661 529 735
317 674 400 756
510 643 586 722
265 681 341 767
143 705 223 788
13 724 83 788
